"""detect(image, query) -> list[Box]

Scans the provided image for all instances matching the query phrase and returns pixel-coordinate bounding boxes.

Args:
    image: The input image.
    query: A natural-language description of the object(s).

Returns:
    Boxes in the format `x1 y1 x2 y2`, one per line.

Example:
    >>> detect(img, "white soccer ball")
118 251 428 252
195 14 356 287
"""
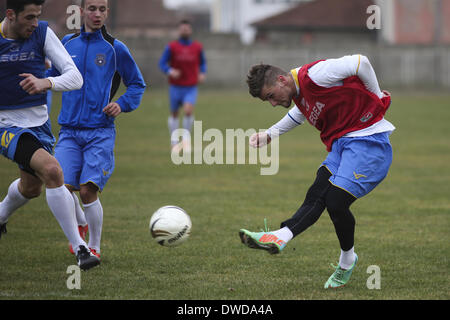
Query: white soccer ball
149 206 192 247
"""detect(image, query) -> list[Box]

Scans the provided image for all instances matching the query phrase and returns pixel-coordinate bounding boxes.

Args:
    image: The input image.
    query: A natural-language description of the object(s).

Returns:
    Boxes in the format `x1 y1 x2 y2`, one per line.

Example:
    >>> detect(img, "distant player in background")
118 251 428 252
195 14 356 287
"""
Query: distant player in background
51 0 146 260
159 19 207 153
0 0 100 270
239 54 394 288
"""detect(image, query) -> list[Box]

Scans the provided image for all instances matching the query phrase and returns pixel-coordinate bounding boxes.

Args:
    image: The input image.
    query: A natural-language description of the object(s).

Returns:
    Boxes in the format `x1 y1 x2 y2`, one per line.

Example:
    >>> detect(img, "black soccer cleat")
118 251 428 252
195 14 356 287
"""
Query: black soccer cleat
0 223 7 240
76 245 100 271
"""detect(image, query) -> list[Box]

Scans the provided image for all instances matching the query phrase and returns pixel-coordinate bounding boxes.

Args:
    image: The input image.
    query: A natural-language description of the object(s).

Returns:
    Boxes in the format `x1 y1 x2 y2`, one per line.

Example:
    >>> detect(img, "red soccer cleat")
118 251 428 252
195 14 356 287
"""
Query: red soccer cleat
89 248 101 259
69 225 89 255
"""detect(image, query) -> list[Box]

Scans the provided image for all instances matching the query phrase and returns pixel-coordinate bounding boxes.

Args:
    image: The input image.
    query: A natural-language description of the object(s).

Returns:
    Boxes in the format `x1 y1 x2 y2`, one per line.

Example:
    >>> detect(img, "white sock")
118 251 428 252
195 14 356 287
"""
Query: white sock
182 115 194 132
339 247 356 270
182 115 193 147
46 186 87 254
83 199 103 252
168 116 179 146
71 192 87 227
0 179 29 224
272 226 294 243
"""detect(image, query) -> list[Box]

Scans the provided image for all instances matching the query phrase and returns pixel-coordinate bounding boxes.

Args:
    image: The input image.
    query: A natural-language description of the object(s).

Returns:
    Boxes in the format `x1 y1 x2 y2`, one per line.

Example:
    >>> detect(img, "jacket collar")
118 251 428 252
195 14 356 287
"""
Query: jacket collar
80 25 108 40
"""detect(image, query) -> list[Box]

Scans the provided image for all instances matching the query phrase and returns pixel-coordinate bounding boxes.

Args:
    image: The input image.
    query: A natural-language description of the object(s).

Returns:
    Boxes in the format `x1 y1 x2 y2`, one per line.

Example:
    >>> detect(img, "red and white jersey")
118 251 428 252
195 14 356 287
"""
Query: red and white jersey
268 55 395 152
168 40 204 87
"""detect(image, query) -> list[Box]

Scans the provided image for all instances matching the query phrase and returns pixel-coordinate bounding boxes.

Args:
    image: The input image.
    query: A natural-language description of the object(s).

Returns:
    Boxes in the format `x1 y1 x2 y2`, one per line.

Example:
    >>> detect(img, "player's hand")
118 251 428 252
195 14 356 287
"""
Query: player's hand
249 132 271 148
19 73 52 95
198 73 206 83
103 102 122 117
168 68 181 79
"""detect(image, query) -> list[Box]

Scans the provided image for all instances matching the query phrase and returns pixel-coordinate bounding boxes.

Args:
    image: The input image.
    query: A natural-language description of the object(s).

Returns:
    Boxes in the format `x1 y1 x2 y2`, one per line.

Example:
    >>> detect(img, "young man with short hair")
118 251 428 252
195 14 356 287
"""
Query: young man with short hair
239 54 394 288
0 0 100 270
159 19 207 152
52 0 146 260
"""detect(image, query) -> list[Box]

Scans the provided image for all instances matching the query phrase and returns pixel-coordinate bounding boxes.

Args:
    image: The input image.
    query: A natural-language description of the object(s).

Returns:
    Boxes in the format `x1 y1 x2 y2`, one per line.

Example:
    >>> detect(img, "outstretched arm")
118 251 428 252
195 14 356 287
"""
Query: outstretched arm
250 107 305 148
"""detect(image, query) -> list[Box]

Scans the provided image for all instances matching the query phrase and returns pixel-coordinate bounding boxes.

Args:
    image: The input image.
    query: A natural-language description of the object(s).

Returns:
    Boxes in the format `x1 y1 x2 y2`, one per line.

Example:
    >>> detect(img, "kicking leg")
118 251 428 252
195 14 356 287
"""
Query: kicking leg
239 166 332 254
280 166 332 236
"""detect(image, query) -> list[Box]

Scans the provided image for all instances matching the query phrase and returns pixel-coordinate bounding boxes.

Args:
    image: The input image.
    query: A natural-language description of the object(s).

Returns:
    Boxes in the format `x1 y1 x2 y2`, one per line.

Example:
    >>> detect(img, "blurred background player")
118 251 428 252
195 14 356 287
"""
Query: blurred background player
0 0 99 270
50 0 146 260
239 54 394 289
159 19 207 153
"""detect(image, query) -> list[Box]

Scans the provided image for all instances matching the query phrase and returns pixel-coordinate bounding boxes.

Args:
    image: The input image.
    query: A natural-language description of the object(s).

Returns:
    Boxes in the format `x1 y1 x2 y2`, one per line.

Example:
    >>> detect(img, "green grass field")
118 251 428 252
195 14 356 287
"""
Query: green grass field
0 89 449 300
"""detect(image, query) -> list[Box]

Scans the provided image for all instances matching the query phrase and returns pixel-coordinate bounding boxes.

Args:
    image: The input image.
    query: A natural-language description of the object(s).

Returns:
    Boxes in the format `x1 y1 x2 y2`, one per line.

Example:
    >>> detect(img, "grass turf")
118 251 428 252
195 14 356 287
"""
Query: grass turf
0 89 449 300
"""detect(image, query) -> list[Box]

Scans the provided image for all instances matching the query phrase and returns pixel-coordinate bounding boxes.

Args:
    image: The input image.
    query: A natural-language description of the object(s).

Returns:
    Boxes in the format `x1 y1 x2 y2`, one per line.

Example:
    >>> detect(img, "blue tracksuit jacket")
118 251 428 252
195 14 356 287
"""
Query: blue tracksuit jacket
53 25 146 129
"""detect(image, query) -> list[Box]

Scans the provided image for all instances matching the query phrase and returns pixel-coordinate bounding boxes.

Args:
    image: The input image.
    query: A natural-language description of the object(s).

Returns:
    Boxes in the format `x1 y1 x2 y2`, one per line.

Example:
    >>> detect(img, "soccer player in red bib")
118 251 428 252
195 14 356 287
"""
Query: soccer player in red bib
159 20 207 153
239 55 394 288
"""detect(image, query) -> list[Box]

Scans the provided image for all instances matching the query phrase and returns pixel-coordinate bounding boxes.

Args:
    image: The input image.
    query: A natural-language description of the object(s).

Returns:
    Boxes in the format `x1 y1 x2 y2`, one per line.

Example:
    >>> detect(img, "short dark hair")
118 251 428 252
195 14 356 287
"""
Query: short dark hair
247 64 287 98
7 0 45 14
179 19 191 26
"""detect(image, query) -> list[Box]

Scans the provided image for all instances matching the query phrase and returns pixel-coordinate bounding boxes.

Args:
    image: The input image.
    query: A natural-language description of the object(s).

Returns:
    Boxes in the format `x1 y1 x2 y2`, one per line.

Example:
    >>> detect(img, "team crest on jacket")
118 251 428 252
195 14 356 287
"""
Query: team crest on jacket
9 43 20 52
95 54 106 66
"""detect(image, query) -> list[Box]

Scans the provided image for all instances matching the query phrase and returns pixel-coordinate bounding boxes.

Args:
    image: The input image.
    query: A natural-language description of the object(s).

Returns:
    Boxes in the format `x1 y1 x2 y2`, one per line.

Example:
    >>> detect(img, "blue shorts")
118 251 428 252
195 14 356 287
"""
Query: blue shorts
321 132 393 199
1 121 55 165
54 127 116 192
169 85 198 113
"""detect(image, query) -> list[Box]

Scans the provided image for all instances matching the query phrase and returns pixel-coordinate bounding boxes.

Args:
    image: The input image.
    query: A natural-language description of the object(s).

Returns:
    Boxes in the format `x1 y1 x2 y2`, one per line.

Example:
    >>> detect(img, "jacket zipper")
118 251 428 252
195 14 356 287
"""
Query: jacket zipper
80 35 90 124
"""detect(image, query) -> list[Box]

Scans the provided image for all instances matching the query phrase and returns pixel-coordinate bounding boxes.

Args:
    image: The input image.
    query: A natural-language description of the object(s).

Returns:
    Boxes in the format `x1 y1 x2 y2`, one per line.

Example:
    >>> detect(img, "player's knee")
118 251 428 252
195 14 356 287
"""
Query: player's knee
183 104 194 116
41 161 64 186
20 183 42 199
79 184 99 204
304 166 332 204
325 188 356 225
326 202 348 224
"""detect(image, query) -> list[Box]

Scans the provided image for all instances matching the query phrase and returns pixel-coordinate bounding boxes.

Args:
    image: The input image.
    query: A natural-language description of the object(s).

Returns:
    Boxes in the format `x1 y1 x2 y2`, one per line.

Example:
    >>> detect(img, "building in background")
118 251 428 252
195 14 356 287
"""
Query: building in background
2 0 449 45
210 0 309 44
1 0 448 88
164 0 211 30
378 0 450 45
112 0 178 37
251 0 376 47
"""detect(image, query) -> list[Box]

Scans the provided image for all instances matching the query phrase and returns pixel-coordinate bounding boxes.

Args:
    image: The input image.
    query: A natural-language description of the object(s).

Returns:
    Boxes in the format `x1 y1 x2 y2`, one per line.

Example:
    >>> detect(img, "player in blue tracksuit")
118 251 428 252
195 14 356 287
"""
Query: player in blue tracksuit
51 0 146 259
